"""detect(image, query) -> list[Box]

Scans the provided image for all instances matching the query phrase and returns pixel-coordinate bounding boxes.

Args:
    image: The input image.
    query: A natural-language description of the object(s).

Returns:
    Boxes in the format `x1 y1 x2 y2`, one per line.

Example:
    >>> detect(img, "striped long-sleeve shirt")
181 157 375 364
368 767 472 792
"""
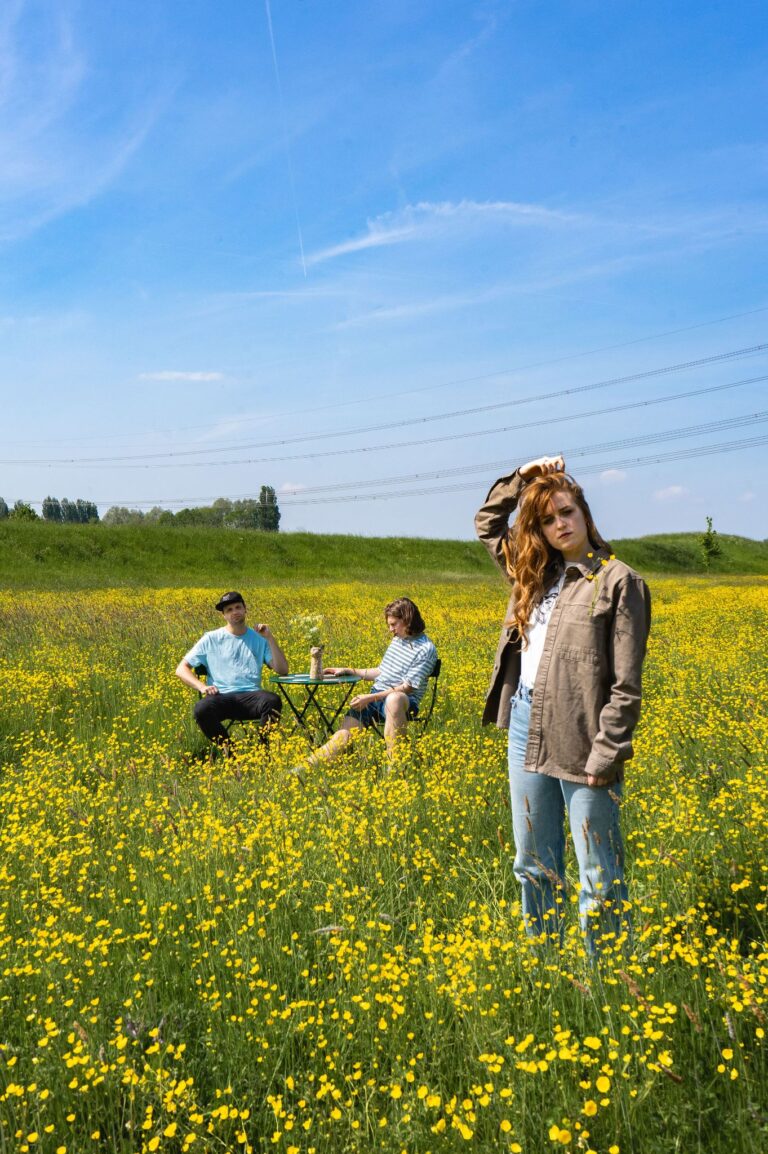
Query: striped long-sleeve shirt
372 633 438 706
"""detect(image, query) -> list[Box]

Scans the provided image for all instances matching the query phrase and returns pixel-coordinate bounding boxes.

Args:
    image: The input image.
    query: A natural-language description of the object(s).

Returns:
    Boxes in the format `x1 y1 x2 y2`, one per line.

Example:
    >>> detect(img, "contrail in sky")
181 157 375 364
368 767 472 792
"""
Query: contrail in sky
264 0 307 277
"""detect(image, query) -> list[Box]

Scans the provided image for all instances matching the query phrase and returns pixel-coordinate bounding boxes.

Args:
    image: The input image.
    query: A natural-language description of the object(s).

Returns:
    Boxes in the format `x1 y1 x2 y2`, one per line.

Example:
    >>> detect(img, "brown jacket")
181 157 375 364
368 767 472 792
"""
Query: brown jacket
475 470 651 784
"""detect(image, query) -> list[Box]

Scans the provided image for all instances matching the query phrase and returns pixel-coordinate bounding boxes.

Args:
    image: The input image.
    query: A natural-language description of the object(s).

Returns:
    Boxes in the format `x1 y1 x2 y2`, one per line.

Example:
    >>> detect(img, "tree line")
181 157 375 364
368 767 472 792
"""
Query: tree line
0 487 280 531
0 497 99 522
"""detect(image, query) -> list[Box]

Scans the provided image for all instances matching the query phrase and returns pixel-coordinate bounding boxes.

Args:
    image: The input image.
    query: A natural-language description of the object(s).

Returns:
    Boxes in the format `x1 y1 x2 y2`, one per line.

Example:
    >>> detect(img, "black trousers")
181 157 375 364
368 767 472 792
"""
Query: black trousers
193 690 282 744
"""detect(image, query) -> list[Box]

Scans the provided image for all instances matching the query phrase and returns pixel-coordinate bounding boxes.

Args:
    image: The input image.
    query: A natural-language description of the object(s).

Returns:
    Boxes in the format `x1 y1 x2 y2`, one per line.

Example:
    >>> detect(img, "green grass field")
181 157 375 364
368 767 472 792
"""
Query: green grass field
0 521 766 588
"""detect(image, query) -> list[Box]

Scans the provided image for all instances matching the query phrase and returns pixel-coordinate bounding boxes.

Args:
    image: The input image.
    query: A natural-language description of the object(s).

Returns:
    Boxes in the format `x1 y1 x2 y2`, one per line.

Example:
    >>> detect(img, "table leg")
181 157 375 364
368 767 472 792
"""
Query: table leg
273 681 361 744
273 682 317 742
319 681 360 736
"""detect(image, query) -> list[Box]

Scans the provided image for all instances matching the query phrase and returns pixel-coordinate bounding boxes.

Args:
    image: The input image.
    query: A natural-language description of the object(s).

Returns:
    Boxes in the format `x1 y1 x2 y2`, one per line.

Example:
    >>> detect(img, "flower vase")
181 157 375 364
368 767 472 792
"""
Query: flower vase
309 645 324 680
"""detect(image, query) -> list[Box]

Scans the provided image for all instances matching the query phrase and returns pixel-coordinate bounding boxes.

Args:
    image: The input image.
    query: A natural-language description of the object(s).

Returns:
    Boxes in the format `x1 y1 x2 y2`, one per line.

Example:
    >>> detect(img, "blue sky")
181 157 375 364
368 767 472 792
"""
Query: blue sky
1 0 766 540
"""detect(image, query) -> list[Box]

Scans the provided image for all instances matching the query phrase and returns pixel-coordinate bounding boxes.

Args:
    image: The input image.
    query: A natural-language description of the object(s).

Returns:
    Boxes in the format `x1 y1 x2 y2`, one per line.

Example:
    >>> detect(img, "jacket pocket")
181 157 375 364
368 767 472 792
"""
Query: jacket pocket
557 644 601 666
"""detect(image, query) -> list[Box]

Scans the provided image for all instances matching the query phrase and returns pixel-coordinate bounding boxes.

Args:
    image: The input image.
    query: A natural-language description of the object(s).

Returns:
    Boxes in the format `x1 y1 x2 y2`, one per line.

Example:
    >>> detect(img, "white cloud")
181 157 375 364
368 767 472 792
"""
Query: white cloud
138 371 224 382
279 481 306 494
739 490 756 502
306 199 580 267
600 469 626 485
332 290 486 330
653 485 689 502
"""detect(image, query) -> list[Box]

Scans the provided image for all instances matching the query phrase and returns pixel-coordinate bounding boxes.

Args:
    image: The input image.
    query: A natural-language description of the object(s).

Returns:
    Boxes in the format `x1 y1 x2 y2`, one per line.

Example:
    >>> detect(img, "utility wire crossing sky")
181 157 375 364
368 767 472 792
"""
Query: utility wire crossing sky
1 2 766 538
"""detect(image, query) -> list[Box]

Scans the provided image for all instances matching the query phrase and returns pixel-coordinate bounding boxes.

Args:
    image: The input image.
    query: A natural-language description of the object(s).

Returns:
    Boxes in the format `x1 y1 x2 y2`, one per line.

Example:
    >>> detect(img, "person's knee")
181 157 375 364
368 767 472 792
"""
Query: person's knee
263 691 282 718
385 691 409 718
193 696 215 721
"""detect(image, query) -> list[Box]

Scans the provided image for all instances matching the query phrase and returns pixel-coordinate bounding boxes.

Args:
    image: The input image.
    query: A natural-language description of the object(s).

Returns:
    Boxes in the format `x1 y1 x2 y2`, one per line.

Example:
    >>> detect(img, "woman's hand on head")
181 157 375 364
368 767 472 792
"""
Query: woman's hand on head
519 455 565 479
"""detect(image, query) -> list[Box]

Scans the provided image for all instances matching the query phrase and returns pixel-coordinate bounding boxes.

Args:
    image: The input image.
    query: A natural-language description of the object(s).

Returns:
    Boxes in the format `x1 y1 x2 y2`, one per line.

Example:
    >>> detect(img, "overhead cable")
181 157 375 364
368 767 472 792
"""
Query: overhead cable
71 410 766 509
277 433 768 505
2 342 766 466
10 367 768 474
8 302 768 450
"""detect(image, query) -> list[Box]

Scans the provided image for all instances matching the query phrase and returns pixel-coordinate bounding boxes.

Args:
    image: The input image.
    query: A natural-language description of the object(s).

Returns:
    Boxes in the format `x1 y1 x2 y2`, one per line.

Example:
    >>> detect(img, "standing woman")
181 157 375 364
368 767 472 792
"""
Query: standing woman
475 456 651 951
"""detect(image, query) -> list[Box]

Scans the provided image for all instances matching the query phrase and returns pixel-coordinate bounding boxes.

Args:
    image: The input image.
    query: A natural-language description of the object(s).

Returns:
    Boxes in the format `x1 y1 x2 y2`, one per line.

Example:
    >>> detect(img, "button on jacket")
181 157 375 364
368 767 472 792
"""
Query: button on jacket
475 470 651 784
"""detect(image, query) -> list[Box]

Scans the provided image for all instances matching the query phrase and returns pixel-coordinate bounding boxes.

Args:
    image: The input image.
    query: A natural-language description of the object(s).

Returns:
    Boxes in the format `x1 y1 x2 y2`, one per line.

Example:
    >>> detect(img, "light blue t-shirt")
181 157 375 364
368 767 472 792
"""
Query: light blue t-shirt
184 627 273 695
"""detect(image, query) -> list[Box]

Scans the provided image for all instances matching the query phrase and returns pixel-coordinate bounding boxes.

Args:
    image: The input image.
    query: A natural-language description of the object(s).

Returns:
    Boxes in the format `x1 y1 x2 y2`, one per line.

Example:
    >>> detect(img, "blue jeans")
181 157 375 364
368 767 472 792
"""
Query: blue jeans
507 692 628 951
348 695 419 726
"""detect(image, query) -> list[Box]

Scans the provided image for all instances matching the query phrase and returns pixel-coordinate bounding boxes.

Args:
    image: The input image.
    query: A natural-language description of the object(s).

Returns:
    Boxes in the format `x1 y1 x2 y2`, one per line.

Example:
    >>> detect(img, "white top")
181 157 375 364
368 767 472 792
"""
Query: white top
372 633 438 706
520 573 565 691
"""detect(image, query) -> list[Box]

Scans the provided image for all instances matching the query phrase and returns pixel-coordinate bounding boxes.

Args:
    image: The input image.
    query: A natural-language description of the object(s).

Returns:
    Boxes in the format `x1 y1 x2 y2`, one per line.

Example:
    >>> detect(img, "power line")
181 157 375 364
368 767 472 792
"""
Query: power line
276 408 768 496
7 347 767 470
61 409 766 509
8 302 768 449
276 433 768 505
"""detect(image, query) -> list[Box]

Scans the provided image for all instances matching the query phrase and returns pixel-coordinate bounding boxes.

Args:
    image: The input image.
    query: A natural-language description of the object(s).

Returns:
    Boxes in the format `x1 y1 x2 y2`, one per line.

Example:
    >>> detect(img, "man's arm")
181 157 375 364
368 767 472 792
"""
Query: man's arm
256 625 289 677
175 659 217 696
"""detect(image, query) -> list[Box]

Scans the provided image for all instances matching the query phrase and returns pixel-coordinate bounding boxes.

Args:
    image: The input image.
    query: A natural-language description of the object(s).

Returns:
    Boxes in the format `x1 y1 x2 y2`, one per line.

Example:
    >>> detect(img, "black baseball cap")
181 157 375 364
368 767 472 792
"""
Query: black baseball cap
215 591 246 612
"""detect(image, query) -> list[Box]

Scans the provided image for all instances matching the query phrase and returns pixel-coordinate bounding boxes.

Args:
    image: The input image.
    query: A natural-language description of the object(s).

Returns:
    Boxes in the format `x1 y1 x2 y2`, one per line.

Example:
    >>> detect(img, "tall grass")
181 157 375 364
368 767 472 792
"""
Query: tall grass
0 521 766 589
0 578 766 1153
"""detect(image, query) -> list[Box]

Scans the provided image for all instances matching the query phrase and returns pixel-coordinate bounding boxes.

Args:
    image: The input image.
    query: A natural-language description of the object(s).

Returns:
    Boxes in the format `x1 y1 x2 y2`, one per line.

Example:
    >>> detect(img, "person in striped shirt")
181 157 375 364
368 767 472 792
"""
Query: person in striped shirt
302 597 438 768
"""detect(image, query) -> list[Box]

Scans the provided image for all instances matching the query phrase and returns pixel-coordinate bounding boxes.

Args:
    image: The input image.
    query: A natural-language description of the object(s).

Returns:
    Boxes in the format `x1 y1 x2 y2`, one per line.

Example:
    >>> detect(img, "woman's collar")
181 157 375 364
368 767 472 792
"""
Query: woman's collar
561 548 611 578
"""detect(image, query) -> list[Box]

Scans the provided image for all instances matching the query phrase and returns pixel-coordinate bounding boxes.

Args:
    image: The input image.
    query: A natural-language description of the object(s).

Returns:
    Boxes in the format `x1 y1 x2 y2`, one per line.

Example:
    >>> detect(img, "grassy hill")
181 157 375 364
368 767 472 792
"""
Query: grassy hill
611 531 768 575
0 521 765 588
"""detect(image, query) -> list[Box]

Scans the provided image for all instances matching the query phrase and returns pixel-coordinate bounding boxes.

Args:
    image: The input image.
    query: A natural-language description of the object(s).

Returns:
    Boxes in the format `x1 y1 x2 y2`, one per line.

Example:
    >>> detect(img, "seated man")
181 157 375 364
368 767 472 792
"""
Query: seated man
301 597 437 769
176 590 289 750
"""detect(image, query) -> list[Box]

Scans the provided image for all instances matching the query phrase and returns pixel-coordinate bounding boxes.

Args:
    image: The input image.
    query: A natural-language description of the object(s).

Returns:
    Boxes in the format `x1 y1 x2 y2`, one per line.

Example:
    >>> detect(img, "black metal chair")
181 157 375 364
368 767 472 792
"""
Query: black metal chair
368 657 442 740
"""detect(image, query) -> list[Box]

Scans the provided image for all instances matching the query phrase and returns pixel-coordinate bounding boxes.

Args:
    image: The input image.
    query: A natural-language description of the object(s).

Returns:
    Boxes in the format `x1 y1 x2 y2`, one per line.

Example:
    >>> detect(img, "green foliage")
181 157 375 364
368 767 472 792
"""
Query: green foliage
9 499 39 521
40 497 100 523
104 491 281 531
42 496 63 522
258 484 280 531
701 515 723 568
102 505 147 525
0 522 490 588
0 523 765 589
0 496 8 520
612 531 768 575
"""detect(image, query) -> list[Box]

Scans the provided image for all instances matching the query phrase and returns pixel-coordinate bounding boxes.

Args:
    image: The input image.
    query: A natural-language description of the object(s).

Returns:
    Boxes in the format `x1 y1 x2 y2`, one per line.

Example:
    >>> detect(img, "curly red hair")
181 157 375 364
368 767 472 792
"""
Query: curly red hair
501 473 609 642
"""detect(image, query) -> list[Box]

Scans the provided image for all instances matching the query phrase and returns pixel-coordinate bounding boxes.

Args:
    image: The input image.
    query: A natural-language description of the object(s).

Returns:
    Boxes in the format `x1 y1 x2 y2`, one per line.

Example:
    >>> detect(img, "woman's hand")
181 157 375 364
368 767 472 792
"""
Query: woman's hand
323 666 349 677
519 455 565 479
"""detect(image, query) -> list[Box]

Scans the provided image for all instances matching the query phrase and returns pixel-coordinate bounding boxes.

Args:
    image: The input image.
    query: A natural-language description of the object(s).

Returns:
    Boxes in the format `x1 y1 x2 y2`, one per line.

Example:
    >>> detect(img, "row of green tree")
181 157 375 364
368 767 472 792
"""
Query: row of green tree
103 488 280 531
0 498 98 522
0 488 281 531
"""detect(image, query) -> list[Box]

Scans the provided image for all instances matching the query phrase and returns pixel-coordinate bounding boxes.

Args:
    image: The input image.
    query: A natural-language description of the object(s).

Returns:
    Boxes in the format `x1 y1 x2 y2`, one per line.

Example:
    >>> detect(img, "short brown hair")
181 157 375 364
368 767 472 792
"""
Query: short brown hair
384 597 426 636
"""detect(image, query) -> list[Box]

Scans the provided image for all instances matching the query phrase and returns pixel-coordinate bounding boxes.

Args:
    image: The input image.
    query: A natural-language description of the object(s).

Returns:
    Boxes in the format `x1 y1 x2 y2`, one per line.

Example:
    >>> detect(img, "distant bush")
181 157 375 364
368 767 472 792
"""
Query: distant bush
10 500 39 521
